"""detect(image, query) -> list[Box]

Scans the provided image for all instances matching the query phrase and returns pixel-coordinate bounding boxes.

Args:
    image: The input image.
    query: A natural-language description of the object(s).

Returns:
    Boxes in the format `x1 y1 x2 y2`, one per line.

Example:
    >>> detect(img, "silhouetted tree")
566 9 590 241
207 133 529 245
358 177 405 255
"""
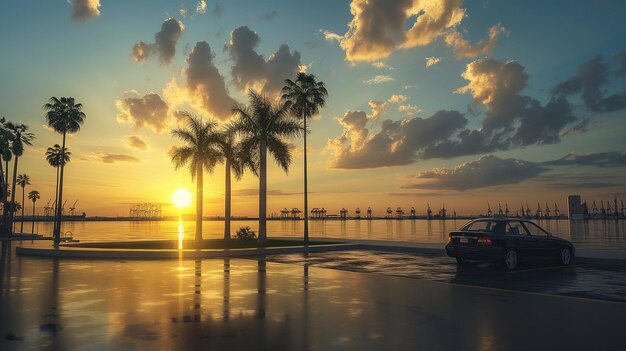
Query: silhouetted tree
170 112 221 241
230 90 303 243
44 97 85 245
282 73 328 244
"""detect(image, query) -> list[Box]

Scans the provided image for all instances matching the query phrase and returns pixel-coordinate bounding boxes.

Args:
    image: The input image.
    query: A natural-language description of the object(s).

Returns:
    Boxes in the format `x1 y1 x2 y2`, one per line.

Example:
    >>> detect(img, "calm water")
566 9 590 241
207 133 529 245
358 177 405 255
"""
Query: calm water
29 218 626 251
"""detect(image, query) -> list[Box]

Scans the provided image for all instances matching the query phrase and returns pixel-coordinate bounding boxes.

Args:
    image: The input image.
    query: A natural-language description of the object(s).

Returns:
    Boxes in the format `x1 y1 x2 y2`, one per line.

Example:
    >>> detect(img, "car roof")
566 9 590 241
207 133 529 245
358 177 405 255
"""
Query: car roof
469 218 536 223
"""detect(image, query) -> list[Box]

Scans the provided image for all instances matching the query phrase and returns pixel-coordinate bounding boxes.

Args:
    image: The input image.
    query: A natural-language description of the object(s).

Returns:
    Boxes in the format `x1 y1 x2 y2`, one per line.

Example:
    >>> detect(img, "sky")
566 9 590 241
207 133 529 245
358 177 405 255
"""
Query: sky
0 0 625 217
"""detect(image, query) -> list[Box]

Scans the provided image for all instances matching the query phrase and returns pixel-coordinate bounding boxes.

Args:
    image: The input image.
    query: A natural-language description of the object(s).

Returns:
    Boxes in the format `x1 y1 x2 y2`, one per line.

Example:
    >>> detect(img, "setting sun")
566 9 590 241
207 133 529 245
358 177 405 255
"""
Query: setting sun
171 189 192 209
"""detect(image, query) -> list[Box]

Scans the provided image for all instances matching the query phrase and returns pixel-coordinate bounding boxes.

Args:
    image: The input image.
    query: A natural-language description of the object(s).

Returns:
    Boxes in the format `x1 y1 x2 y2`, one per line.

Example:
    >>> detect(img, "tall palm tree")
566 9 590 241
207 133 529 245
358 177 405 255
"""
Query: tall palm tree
170 112 221 241
45 145 70 220
44 96 86 245
16 174 31 233
216 132 254 240
28 190 40 234
281 73 328 244
231 90 303 243
4 122 34 236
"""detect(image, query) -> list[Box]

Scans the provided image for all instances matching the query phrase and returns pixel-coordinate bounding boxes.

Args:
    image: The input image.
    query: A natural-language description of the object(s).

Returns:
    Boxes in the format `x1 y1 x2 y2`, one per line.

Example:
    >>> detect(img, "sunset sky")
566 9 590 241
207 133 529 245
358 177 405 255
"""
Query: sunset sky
1 0 625 217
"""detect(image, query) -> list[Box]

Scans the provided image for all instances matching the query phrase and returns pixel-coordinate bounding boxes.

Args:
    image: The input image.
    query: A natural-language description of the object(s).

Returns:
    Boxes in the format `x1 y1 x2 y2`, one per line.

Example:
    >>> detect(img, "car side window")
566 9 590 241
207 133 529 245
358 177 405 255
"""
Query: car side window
523 222 549 237
506 222 528 236
465 221 489 231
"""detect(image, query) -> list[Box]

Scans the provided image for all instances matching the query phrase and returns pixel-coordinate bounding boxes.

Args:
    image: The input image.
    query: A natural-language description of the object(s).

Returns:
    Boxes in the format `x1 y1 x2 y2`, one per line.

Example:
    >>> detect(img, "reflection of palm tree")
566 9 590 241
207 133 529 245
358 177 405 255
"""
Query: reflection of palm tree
170 112 221 241
44 97 86 244
16 174 31 233
231 91 303 243
45 144 70 219
5 122 34 236
282 73 328 244
28 190 40 234
223 258 230 321
216 132 254 240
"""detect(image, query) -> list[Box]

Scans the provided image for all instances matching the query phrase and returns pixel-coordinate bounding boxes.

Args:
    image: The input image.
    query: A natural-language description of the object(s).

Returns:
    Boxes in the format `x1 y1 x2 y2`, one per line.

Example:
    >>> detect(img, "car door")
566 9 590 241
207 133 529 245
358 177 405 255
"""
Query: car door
505 221 536 256
522 221 554 257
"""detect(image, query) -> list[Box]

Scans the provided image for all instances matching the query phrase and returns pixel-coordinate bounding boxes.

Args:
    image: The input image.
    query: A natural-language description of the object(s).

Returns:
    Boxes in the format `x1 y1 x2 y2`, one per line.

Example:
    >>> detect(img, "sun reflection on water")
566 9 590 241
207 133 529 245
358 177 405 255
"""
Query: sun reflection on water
178 217 184 249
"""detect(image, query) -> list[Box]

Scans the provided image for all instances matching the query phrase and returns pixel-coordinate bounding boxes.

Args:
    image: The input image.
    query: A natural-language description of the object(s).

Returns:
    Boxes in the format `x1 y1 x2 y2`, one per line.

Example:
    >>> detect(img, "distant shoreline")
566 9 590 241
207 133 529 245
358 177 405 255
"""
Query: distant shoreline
10 215 590 222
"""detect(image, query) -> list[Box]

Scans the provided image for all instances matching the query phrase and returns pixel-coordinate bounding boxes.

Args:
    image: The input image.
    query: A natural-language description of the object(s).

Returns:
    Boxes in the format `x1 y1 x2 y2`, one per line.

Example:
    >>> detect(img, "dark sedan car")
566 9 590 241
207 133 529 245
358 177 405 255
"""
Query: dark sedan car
445 218 575 270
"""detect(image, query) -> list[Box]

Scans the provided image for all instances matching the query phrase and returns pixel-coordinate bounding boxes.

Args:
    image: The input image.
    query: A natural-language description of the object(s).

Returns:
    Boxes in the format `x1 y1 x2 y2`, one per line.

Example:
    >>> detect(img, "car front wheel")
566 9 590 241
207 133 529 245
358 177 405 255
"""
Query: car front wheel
504 248 518 270
559 246 573 266
456 257 471 265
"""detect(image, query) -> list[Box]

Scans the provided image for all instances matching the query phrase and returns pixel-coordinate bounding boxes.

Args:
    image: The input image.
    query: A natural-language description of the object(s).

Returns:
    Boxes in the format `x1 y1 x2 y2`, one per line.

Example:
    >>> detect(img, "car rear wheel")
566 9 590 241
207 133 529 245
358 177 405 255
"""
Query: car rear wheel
456 257 471 265
503 248 518 270
559 246 573 266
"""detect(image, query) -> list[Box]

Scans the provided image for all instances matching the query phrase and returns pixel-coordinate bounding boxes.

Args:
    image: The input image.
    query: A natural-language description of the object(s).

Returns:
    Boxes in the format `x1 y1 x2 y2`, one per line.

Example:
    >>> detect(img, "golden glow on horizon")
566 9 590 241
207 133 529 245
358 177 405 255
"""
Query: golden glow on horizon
171 189 192 209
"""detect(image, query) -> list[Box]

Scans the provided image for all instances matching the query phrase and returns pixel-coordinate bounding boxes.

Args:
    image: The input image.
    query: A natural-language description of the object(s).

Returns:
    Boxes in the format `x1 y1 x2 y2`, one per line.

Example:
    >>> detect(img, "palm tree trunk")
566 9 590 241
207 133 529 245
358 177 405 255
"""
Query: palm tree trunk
224 160 231 241
259 140 267 244
32 200 36 234
20 185 25 233
303 112 309 244
195 164 203 241
53 132 67 245
9 156 18 236
0 159 5 237
53 166 59 219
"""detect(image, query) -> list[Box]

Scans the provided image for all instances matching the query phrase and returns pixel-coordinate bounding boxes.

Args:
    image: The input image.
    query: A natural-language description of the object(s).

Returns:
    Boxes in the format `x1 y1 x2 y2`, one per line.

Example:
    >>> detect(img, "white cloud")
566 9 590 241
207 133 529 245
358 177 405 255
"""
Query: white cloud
425 56 441 67
363 75 394 84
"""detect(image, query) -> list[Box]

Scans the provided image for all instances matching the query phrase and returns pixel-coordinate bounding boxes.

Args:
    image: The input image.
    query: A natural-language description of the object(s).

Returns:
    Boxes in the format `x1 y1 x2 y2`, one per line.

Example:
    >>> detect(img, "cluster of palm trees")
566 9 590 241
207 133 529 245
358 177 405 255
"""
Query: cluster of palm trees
171 73 327 243
0 97 85 242
0 118 35 235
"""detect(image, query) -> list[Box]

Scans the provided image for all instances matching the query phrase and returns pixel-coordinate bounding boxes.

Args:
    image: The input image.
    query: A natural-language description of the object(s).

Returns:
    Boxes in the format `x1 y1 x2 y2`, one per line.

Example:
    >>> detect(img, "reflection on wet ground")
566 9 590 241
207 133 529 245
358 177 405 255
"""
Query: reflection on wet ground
267 250 626 303
2 242 626 350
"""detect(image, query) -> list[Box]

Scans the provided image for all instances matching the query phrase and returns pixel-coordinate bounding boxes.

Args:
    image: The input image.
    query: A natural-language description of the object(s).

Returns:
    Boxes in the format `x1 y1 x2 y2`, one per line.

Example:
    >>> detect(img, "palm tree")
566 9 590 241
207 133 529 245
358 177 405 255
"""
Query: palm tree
231 90 303 243
45 145 70 220
0 118 12 236
170 111 221 241
4 122 34 236
44 96 86 245
216 132 254 240
281 73 328 244
16 174 31 233
28 190 40 234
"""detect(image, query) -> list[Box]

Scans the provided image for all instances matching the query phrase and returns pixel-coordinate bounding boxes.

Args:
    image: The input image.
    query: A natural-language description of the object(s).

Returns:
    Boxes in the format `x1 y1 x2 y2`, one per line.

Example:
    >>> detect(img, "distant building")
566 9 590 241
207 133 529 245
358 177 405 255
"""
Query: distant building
567 195 584 219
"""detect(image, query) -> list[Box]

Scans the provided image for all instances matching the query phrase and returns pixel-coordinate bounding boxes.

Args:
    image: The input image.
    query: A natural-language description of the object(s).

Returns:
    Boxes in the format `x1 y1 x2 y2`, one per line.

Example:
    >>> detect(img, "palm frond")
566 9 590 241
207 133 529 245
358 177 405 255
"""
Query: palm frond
266 136 292 173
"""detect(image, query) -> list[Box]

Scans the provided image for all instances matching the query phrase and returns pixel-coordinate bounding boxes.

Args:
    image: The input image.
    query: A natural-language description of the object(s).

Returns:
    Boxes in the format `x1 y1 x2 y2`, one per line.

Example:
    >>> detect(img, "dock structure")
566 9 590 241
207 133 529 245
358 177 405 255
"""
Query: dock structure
129 203 162 219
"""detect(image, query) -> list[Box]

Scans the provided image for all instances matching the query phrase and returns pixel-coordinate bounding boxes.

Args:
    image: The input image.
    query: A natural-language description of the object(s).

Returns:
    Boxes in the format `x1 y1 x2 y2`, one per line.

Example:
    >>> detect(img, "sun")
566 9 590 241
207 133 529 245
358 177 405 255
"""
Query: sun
171 189 192 209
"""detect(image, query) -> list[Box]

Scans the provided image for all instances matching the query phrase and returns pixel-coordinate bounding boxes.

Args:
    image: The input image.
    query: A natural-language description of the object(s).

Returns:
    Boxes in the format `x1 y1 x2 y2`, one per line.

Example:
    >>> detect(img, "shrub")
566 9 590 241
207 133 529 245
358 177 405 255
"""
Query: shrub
234 226 257 241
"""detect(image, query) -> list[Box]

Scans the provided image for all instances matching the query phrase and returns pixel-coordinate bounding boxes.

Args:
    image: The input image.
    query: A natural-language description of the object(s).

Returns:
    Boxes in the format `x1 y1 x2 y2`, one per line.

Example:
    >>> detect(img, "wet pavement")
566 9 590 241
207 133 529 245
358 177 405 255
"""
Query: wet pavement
2 242 626 350
266 250 626 303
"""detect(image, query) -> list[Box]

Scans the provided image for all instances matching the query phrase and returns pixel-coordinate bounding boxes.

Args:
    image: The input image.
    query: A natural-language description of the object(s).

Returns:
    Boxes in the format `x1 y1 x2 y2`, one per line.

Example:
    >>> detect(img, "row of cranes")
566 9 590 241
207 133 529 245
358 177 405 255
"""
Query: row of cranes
280 204 453 220
586 197 626 218
485 202 562 219
42 199 79 217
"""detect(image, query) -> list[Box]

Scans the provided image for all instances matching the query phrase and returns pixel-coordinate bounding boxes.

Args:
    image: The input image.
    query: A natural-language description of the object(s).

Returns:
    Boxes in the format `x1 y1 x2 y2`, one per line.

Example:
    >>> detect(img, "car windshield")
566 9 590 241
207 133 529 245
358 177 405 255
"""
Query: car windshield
461 220 501 232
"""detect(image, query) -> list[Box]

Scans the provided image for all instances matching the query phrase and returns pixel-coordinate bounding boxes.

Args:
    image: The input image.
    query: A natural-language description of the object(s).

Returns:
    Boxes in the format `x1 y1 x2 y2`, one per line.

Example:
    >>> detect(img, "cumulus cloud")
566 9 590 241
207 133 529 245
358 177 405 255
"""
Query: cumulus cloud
425 57 441 67
101 153 141 164
368 94 406 119
327 109 467 168
327 57 593 167
125 135 148 151
131 18 185 64
328 0 502 62
551 53 626 113
69 0 101 21
402 155 547 191
363 75 394 84
456 58 577 145
543 152 626 168
224 26 301 96
321 30 343 42
372 61 394 69
116 92 169 132
444 24 506 58
180 41 235 119
196 0 207 14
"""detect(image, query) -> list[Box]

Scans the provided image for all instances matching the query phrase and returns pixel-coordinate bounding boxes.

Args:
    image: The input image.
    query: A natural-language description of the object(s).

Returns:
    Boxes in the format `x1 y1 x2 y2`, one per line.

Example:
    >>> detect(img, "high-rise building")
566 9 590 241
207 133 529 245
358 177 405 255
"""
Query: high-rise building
567 195 584 219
